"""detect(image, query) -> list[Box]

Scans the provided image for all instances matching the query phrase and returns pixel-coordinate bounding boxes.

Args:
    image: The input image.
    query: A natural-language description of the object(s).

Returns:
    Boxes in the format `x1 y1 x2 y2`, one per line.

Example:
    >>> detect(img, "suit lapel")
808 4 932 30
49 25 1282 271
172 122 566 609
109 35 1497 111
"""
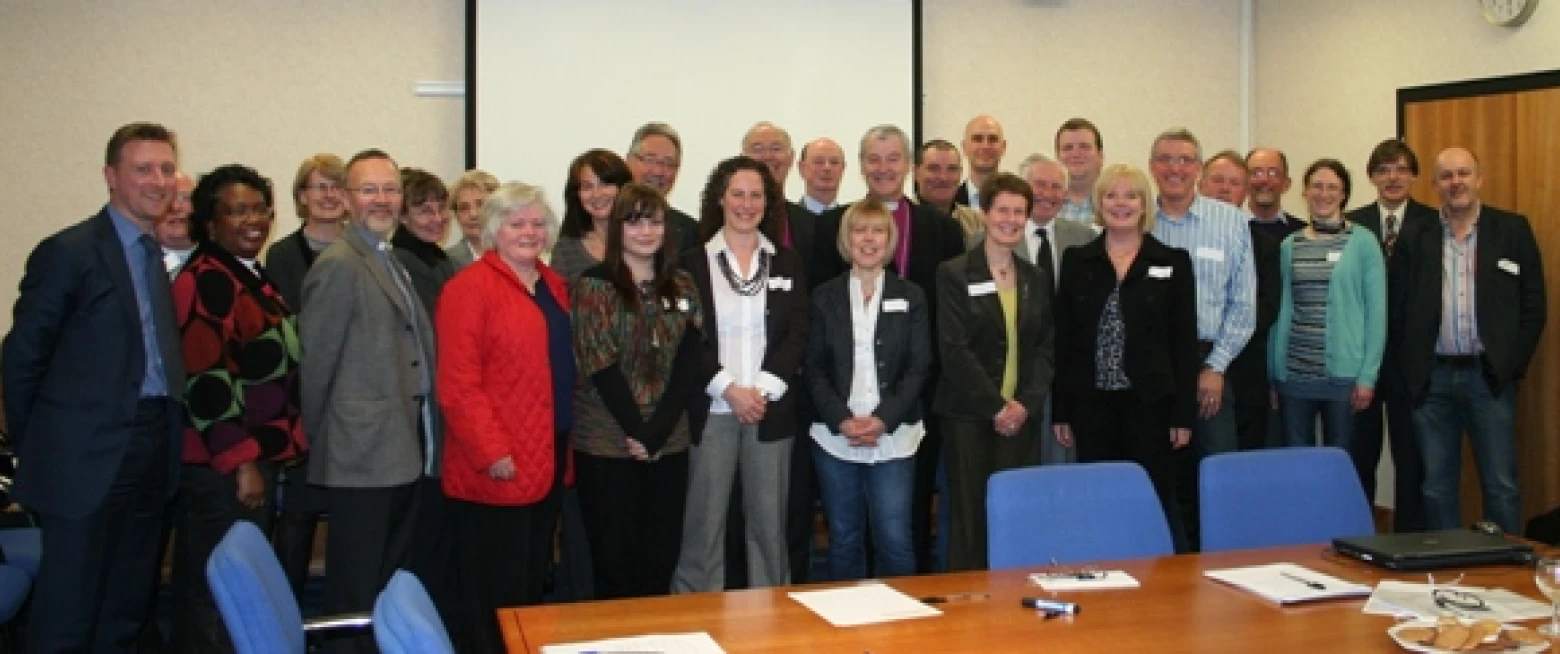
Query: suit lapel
964 246 1003 328
92 211 142 332
1473 207 1502 289
344 227 412 319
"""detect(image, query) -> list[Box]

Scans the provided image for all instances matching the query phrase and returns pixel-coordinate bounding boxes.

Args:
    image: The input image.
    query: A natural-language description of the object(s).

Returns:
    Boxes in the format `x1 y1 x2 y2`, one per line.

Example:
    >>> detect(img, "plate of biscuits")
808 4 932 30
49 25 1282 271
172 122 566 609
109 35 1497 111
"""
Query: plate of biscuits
1390 617 1550 652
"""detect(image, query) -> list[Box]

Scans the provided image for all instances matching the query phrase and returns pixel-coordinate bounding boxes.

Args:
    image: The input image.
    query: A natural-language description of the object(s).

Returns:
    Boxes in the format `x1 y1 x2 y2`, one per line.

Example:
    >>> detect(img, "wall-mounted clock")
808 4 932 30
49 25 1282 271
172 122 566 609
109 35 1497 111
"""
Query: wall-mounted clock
1480 0 1539 26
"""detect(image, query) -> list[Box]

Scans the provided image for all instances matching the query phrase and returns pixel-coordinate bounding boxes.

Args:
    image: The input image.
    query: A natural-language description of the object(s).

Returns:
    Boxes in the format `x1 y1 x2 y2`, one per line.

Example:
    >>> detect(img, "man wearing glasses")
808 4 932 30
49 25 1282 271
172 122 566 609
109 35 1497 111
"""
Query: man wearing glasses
626 122 701 254
300 149 440 653
1147 128 1256 551
1245 148 1307 240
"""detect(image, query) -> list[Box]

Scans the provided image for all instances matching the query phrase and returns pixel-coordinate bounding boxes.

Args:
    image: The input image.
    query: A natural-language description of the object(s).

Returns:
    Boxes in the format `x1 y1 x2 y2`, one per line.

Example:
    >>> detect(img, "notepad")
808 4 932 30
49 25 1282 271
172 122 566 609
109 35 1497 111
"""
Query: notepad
1204 562 1372 605
540 631 726 654
788 582 943 627
1029 570 1142 591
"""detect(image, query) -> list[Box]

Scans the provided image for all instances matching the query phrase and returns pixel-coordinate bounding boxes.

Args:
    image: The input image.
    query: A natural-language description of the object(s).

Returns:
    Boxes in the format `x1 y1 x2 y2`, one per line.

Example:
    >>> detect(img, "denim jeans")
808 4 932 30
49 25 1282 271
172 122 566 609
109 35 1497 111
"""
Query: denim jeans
1280 395 1369 494
1412 362 1521 533
812 448 916 581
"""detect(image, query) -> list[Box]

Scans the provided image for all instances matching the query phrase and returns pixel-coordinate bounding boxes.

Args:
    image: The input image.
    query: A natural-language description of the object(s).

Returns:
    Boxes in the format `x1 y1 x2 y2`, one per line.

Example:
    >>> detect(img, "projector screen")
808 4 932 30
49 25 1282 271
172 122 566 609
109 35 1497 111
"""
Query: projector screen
469 0 920 217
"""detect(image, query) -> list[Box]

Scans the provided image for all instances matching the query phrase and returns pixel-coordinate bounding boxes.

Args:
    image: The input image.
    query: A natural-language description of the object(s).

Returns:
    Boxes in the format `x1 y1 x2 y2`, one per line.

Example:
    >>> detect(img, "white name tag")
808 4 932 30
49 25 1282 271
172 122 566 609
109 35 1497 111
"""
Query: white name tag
1498 258 1520 275
662 297 690 311
1148 266 1173 279
767 277 793 291
1326 251 1342 263
968 281 997 296
882 299 908 313
1195 246 1225 262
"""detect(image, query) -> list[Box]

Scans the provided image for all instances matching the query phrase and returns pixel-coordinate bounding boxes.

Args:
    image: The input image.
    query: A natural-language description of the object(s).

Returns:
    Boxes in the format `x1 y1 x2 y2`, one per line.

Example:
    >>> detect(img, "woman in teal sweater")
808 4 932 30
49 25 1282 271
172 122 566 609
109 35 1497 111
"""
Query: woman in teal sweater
1269 159 1385 486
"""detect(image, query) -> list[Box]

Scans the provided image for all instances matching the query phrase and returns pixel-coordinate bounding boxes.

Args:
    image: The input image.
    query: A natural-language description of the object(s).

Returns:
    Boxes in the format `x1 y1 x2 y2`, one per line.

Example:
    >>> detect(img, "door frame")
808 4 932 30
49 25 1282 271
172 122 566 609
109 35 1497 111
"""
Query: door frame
1397 69 1560 137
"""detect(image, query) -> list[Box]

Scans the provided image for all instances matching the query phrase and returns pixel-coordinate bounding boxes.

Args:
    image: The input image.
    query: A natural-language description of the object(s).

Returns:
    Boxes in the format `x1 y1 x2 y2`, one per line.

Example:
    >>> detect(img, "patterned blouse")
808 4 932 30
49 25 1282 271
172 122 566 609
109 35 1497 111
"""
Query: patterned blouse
1285 231 1346 381
570 268 704 457
172 243 307 474
1094 285 1132 390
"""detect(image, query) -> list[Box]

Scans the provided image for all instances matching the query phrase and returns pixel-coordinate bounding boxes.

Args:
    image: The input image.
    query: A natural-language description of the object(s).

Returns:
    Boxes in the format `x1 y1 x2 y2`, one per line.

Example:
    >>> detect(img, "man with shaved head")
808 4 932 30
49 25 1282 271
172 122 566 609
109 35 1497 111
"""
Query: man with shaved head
1388 146 1545 535
954 114 1006 210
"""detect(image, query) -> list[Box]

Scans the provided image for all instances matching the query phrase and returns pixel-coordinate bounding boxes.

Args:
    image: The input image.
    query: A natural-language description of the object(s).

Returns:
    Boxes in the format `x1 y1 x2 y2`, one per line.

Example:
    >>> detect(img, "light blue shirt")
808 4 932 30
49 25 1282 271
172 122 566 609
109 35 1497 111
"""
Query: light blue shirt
1058 195 1095 225
107 205 168 397
1150 195 1256 372
801 195 835 215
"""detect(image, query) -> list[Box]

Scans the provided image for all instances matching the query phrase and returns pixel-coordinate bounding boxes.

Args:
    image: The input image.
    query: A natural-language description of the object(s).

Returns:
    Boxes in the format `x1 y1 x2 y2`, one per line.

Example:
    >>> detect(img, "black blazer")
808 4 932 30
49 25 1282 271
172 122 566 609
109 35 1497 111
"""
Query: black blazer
1227 225 1281 394
681 241 809 443
785 201 818 265
805 272 930 432
1387 204 1546 401
2 209 183 518
1051 235 1200 429
263 228 319 312
667 207 702 259
932 246 1054 422
1349 198 1439 258
952 182 973 211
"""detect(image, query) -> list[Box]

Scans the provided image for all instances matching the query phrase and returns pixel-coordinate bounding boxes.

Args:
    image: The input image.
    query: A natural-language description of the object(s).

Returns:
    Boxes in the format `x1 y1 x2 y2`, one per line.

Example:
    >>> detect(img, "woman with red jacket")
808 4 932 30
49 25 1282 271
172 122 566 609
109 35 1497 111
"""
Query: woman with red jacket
436 181 576 654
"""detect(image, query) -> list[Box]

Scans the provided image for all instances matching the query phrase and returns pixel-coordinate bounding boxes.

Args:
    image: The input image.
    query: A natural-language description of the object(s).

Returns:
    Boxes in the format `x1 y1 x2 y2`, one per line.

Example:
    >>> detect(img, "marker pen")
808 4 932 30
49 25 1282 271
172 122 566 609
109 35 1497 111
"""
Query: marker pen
1021 597 1080 615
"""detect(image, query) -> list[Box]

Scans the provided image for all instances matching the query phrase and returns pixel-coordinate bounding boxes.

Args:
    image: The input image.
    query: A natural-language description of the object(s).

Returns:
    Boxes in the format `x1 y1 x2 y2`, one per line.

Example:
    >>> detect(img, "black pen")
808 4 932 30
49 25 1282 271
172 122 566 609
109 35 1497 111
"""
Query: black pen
1280 571 1326 590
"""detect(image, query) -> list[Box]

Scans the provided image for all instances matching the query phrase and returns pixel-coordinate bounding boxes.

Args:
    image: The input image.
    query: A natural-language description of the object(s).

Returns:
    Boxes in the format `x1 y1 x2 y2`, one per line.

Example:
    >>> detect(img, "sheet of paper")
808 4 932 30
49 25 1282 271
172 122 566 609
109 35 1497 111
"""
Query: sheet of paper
1204 562 1373 604
1029 570 1142 591
788 582 943 627
1362 580 1552 622
540 631 726 654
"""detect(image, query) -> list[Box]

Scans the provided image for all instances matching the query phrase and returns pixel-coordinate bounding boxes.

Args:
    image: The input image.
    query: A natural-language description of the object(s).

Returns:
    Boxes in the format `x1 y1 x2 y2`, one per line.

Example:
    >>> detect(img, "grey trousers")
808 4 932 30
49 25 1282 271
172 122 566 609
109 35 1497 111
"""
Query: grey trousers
672 413 792 592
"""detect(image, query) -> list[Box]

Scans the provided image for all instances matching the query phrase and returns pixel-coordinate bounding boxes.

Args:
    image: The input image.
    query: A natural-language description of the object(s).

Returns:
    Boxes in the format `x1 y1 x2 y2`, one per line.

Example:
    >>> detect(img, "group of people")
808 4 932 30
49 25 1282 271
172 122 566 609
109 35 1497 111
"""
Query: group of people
1 114 1545 653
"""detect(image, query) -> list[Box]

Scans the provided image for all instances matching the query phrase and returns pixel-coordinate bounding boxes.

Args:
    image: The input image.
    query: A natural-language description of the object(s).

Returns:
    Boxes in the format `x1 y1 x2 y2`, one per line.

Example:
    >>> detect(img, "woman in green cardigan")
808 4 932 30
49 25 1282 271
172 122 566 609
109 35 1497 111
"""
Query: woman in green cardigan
1269 159 1386 489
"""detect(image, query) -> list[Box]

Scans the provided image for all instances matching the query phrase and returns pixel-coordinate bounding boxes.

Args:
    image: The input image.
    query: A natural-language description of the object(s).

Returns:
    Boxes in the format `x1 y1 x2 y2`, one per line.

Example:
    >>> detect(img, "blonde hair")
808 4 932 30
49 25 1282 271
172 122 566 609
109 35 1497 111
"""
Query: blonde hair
448 169 500 210
836 200 898 264
1092 164 1157 233
292 153 346 222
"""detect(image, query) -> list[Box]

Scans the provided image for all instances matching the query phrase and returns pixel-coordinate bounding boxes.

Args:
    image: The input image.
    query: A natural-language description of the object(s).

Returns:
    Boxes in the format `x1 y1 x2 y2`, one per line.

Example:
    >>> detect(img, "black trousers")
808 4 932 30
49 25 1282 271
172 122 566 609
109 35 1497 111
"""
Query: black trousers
942 415 1040 572
270 456 328 602
320 483 417 654
575 451 688 599
170 462 278 654
1359 392 1425 532
1072 390 1188 552
910 414 942 573
28 399 173 654
450 491 560 654
1232 387 1272 452
406 476 459 647
785 410 819 584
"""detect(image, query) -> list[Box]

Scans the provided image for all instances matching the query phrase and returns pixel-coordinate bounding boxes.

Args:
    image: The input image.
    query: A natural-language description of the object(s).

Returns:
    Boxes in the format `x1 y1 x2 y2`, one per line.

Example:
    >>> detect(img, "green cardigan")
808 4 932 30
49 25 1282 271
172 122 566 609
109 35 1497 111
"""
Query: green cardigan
1268 227 1387 388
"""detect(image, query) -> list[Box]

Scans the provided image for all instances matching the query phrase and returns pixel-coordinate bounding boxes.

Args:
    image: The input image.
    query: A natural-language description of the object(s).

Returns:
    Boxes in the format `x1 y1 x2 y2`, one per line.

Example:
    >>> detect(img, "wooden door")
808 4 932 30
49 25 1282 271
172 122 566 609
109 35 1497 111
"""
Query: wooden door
1400 71 1560 528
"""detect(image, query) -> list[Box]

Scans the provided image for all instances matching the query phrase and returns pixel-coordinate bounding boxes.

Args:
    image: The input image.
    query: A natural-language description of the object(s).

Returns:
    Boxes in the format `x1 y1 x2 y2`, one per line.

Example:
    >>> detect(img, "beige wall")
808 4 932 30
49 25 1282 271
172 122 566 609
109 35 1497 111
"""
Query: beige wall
1252 0 1560 211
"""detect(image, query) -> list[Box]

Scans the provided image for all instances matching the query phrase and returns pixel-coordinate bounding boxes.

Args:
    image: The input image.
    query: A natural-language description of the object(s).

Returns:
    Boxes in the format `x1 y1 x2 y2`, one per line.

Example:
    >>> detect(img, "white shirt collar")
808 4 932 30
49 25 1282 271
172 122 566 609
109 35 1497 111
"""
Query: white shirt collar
1377 200 1408 218
704 227 776 257
802 195 834 214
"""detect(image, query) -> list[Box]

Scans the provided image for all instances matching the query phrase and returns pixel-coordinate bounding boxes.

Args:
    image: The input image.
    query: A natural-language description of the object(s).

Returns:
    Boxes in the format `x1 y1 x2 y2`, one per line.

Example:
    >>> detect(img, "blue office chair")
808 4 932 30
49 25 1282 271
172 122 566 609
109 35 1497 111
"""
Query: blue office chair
1200 447 1375 552
987 462 1175 569
374 570 454 654
0 564 29 624
206 520 371 654
0 528 40 578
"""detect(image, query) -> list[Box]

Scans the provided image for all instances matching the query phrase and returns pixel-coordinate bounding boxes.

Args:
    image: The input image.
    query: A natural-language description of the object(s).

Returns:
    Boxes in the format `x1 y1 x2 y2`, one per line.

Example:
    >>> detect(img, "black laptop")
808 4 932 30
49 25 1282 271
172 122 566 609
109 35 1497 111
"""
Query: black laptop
1333 530 1534 571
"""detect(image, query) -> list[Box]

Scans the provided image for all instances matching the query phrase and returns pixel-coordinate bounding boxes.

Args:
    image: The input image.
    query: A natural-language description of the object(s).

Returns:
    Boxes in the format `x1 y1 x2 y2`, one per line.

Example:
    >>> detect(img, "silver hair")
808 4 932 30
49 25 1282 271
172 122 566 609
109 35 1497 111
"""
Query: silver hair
479 182 559 253
858 124 911 162
1015 153 1070 188
628 122 683 157
742 121 793 151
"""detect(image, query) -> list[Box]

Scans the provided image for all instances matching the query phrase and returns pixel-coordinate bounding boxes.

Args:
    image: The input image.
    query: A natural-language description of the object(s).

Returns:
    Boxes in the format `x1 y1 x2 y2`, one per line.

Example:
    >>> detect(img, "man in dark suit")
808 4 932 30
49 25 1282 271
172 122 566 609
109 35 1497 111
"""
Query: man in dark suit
796 138 845 214
1348 139 1438 532
627 122 701 253
1198 151 1281 453
1387 146 1545 535
3 122 185 652
951 115 1006 211
814 125 964 573
300 149 441 653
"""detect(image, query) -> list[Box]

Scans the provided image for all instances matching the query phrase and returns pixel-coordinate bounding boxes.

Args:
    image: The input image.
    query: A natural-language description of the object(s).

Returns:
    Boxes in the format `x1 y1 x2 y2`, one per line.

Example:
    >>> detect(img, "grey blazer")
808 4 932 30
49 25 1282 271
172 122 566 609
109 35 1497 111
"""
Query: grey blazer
300 225 441 488
445 240 477 269
804 271 931 432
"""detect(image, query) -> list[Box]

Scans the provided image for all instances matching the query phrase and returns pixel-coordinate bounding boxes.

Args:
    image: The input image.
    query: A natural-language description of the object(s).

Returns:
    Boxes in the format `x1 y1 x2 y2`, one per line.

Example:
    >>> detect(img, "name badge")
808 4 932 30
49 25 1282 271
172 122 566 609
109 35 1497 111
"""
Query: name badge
1147 266 1173 279
1498 258 1521 275
663 297 691 311
1326 251 1342 263
1195 246 1225 262
767 277 793 291
968 281 997 296
882 299 909 313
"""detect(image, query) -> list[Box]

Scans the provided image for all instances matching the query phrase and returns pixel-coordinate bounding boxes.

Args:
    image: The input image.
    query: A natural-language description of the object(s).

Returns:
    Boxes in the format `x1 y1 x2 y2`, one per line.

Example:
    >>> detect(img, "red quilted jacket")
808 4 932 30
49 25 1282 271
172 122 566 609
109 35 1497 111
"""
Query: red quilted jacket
435 252 573 505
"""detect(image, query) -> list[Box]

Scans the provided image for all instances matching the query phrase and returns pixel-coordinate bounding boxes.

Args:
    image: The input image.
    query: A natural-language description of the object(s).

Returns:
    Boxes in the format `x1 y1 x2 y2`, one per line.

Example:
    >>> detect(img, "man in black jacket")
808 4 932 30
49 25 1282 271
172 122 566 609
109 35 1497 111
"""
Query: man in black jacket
1387 146 1545 535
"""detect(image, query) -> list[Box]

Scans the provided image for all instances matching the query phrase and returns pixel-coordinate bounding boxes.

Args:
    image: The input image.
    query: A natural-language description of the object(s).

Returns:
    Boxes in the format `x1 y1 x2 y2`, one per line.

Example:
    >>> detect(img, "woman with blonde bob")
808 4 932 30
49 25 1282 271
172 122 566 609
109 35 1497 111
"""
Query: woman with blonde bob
436 182 576 652
805 200 930 580
446 169 501 267
1050 164 1199 550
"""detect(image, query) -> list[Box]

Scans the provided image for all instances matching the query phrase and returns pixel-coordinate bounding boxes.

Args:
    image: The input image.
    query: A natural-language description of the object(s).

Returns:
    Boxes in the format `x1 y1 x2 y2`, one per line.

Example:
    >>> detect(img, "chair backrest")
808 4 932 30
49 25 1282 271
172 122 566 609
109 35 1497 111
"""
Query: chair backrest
206 520 305 654
987 462 1175 569
1199 447 1375 552
0 563 31 623
374 570 455 654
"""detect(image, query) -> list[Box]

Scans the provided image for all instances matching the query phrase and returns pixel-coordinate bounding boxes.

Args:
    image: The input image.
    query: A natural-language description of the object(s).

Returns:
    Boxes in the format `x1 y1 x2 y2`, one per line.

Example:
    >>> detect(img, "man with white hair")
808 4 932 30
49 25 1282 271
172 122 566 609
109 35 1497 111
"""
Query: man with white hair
627 122 701 252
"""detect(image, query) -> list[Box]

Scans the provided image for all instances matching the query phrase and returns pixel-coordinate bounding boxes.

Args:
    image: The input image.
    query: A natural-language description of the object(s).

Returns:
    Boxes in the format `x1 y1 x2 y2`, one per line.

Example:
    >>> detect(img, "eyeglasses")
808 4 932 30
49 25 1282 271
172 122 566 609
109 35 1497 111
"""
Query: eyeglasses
1250 168 1286 179
1427 573 1491 614
217 204 274 219
746 143 790 156
349 184 403 198
633 153 680 171
1152 155 1199 167
1032 558 1108 581
302 182 343 194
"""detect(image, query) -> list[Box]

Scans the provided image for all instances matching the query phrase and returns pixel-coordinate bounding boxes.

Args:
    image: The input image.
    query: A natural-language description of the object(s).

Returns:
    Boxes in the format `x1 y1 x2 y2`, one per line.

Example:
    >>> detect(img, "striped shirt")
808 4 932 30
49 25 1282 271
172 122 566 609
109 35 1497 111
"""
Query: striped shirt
1059 195 1095 225
1151 195 1257 372
1436 215 1483 355
1284 232 1346 380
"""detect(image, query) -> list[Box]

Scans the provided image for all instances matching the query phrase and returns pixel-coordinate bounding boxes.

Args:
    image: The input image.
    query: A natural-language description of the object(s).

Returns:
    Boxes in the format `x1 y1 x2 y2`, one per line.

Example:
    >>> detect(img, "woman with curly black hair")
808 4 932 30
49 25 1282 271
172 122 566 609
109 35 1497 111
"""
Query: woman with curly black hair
169 164 306 652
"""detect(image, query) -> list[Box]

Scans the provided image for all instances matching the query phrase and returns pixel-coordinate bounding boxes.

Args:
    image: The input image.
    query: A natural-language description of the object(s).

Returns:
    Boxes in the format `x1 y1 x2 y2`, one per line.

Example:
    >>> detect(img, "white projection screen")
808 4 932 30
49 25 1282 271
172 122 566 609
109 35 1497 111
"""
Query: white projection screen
470 0 919 216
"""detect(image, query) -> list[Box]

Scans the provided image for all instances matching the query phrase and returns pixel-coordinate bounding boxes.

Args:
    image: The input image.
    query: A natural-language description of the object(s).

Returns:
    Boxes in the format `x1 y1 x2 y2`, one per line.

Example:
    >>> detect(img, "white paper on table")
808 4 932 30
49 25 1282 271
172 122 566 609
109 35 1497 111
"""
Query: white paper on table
1362 580 1553 622
1204 562 1373 604
788 582 943 627
1028 570 1142 591
540 631 726 654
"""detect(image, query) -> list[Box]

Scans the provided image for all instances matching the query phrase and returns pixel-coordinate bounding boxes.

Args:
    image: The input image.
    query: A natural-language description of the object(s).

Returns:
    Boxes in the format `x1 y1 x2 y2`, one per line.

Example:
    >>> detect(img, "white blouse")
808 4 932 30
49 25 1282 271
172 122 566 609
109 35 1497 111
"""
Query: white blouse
811 273 924 464
703 229 789 414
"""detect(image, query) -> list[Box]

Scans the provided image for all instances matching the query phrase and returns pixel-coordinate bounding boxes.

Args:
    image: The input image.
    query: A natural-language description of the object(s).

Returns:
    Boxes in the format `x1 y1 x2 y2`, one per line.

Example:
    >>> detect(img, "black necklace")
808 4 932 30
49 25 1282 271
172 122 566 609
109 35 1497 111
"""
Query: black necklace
717 250 770 296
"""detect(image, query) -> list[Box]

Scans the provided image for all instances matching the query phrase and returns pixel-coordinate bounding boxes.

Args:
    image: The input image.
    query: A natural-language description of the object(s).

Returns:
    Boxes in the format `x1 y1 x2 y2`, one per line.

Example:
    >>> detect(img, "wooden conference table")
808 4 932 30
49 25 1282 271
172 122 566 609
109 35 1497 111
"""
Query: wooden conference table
499 543 1554 652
